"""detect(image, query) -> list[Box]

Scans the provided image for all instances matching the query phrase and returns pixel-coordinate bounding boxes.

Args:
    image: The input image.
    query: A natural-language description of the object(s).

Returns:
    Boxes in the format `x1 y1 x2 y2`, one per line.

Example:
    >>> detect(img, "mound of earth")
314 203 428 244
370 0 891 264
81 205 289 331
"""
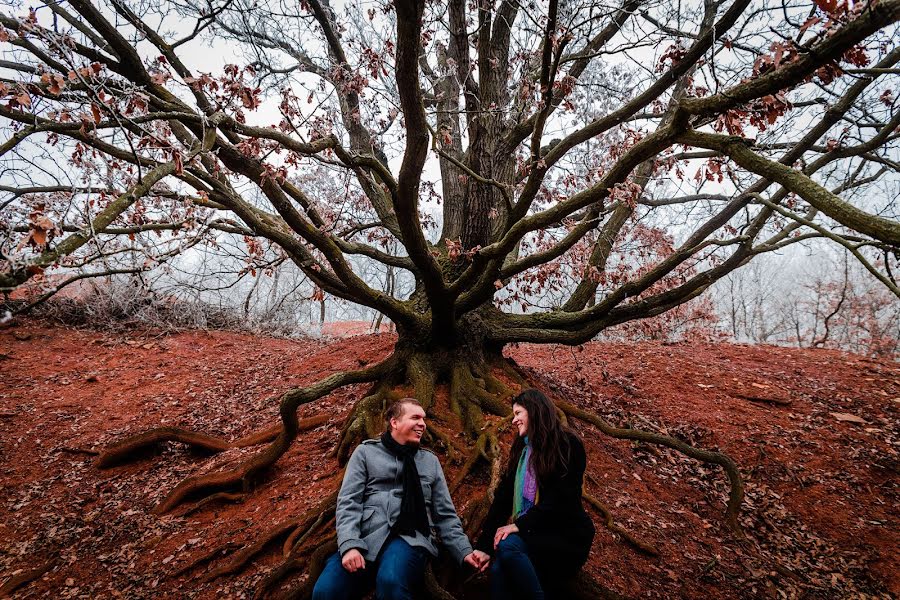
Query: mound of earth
0 319 896 599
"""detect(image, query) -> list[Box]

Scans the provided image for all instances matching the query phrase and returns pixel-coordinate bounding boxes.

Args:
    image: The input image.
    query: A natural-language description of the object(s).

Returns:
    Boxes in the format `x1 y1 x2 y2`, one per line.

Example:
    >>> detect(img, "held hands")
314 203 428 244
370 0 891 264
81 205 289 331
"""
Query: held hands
493 524 519 549
341 548 365 573
464 550 491 573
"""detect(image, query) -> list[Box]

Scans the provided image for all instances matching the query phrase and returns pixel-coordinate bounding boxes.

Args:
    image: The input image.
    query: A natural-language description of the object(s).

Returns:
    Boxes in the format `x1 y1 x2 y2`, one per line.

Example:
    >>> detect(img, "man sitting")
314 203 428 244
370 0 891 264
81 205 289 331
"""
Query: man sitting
313 398 488 600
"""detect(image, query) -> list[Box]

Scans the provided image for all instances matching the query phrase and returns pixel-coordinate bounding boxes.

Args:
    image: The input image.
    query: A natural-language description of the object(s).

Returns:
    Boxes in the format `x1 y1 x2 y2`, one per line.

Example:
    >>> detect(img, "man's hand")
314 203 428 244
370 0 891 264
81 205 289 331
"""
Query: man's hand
463 550 491 572
493 523 519 549
341 549 365 573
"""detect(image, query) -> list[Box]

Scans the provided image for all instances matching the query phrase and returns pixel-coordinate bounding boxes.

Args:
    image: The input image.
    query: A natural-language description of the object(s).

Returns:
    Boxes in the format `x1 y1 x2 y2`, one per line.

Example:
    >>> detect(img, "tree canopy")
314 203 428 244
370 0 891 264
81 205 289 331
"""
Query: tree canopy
1 0 897 337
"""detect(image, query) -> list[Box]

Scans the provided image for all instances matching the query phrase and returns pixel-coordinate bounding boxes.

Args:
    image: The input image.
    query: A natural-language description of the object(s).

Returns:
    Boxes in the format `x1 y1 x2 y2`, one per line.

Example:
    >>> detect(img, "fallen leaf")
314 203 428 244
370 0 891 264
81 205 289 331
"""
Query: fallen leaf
829 412 866 425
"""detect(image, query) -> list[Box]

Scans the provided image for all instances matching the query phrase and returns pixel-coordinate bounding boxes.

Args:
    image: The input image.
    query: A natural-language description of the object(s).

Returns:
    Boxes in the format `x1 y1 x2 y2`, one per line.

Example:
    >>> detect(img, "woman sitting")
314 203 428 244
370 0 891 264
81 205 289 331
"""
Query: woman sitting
475 388 595 599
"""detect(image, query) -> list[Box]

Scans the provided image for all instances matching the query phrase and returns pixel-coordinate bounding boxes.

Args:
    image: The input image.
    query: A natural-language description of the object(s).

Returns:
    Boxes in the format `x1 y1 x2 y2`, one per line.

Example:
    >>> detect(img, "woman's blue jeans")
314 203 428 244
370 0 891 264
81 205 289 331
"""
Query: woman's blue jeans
490 533 544 600
311 536 428 600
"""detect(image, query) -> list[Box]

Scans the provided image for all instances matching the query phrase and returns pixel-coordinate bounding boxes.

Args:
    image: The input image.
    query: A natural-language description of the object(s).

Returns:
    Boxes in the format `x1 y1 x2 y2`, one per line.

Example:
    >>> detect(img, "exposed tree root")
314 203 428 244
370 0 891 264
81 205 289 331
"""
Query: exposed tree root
271 538 337 600
170 542 241 579
0 560 56 596
449 362 485 434
173 492 247 518
97 427 232 468
55 446 100 456
253 555 310 600
284 491 339 557
460 433 504 541
145 356 397 513
450 423 500 494
424 421 466 460
200 491 338 586
283 516 315 558
232 423 284 447
97 414 328 469
202 518 304 583
509 363 744 533
424 564 457 600
564 571 633 600
556 399 744 535
455 361 512 418
583 492 660 556
335 383 395 463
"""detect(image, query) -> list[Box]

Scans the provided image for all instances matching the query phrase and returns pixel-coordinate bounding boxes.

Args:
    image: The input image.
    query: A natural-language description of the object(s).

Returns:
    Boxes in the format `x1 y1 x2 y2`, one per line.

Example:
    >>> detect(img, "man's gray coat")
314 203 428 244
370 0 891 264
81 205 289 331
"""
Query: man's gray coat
336 438 473 564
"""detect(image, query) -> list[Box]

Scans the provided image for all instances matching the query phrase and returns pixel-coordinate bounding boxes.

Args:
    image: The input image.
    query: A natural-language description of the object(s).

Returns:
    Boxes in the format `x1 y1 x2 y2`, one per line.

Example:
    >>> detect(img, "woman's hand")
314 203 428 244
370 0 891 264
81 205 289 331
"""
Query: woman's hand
493 523 519 549
464 550 491 573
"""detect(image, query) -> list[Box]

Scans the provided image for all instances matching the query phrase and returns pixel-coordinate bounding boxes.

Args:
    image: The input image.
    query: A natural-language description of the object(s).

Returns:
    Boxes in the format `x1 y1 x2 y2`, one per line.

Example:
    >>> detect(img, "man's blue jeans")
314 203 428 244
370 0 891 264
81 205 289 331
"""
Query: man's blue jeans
312 536 428 600
490 534 544 600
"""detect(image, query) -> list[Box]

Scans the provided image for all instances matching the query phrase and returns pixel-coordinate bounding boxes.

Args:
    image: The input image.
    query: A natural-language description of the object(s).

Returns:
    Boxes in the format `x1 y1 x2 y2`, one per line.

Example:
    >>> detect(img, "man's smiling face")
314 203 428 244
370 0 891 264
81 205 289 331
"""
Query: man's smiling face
390 402 426 446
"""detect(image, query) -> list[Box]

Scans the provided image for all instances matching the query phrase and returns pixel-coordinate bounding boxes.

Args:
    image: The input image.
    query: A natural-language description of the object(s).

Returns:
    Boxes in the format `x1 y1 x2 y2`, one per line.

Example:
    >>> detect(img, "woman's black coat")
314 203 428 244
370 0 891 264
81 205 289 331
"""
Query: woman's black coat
475 430 595 575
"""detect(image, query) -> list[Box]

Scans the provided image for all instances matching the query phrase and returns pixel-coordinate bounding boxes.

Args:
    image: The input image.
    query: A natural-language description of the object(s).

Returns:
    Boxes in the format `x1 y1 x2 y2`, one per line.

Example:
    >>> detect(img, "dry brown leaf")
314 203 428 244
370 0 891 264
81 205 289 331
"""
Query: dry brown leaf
829 412 866 425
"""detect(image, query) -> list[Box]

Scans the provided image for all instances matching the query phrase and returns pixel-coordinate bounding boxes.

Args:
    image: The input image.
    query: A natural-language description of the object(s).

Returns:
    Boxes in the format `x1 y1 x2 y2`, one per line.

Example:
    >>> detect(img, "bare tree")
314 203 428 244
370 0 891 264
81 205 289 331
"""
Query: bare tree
1 0 899 594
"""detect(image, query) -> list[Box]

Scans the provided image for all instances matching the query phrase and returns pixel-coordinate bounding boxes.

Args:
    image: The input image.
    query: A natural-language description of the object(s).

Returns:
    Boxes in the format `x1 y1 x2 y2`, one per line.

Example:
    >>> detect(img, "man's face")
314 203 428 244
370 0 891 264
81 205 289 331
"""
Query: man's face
390 402 426 445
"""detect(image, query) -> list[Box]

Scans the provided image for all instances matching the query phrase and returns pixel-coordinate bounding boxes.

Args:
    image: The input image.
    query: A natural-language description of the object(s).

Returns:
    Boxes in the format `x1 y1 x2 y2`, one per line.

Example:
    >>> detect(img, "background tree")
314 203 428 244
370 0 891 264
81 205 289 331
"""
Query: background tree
1 0 898 595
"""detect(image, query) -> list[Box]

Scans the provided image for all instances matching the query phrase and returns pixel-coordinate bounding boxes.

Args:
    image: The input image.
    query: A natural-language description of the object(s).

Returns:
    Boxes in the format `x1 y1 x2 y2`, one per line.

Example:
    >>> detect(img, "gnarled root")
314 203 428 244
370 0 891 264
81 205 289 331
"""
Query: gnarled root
424 421 466 461
512 363 745 534
97 427 232 468
452 361 512 420
583 492 660 556
557 399 744 535
450 423 500 494
201 518 306 583
424 564 457 600
460 432 504 541
146 356 397 513
271 538 337 600
173 492 247 518
564 571 633 600
97 416 329 469
335 383 395 463
254 526 337 600
0 560 57 596
170 542 241 579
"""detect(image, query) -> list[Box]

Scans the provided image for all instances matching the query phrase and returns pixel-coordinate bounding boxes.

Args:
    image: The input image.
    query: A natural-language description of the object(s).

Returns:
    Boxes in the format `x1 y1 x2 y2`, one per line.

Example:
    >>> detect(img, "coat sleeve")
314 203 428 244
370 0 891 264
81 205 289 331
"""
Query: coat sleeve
335 445 368 556
513 434 586 537
428 455 474 564
474 467 514 554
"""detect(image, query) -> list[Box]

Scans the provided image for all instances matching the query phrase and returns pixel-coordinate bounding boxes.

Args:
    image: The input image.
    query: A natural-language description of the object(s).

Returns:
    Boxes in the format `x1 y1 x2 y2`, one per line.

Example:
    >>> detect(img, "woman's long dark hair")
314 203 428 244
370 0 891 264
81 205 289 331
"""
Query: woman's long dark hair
507 388 573 483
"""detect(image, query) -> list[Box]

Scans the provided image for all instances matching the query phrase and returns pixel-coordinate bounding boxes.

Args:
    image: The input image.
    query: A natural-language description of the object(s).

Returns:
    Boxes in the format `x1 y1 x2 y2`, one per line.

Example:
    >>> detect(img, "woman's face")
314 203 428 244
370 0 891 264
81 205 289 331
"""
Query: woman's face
512 403 530 438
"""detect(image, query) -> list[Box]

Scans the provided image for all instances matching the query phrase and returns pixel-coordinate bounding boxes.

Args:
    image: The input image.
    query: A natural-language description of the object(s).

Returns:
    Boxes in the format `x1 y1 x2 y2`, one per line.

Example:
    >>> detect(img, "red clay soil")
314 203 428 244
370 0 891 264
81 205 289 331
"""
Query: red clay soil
0 319 897 599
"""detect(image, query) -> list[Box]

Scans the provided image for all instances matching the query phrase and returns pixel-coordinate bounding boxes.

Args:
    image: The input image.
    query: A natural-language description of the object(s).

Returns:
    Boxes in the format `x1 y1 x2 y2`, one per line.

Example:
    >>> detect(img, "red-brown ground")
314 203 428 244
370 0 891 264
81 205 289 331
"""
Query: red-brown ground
0 319 897 599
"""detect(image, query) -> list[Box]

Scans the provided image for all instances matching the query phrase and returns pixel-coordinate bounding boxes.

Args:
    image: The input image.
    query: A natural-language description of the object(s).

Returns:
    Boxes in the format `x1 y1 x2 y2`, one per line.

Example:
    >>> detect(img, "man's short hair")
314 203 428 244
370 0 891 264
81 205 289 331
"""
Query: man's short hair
384 398 422 426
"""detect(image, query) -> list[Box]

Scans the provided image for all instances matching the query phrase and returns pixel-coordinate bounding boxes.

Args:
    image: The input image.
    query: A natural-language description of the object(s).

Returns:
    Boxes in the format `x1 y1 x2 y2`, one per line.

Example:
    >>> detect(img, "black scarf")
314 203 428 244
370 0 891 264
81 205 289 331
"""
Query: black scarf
380 431 430 537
